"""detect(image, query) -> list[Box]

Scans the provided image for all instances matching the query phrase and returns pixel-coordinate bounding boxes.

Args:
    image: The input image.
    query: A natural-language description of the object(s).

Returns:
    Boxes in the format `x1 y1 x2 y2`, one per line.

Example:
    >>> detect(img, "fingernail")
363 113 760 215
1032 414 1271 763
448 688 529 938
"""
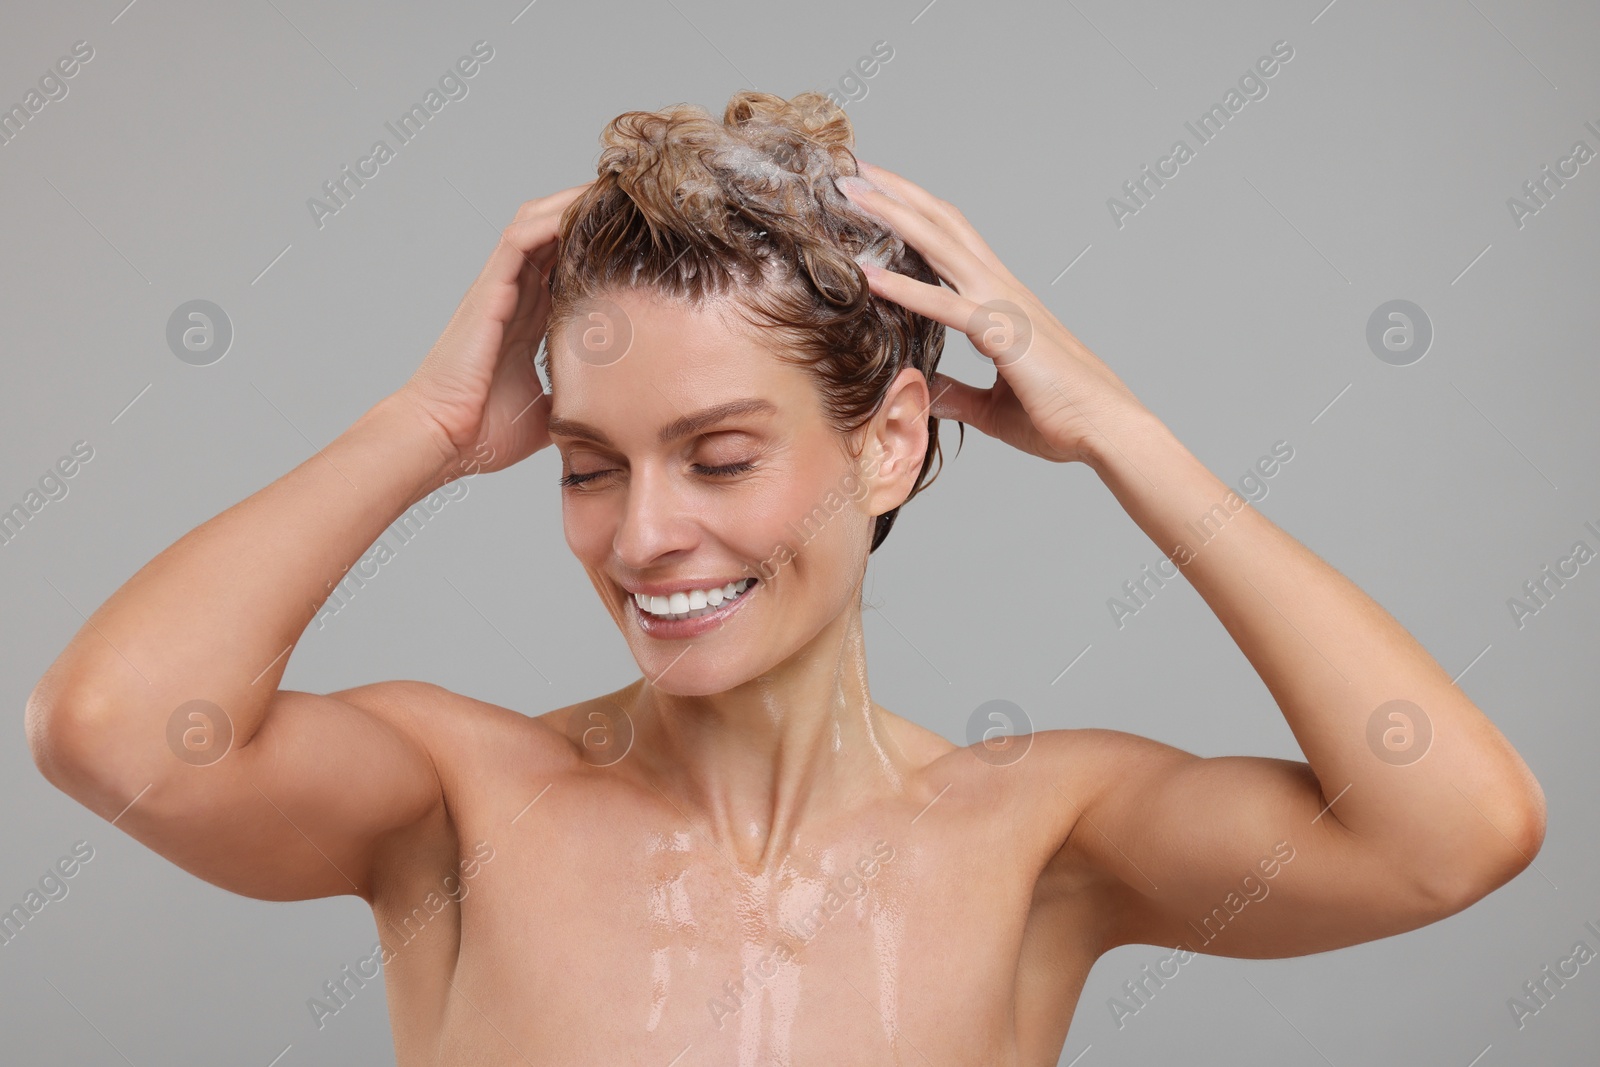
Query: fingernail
836 174 873 198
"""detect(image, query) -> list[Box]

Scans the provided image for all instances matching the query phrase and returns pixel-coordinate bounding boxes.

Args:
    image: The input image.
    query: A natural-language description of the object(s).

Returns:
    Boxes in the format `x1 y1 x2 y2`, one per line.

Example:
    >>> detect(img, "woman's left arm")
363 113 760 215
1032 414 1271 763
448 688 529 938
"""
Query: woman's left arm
840 159 1546 941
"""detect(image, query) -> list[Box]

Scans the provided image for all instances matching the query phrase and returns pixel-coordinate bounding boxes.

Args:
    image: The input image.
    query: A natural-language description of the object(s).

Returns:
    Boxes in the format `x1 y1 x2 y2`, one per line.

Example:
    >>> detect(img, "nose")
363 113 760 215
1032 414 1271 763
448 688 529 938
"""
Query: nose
611 463 699 569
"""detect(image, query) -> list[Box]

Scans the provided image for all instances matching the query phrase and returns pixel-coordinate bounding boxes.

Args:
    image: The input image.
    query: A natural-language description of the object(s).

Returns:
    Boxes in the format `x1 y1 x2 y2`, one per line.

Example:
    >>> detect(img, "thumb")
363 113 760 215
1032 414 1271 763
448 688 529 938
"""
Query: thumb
928 372 988 431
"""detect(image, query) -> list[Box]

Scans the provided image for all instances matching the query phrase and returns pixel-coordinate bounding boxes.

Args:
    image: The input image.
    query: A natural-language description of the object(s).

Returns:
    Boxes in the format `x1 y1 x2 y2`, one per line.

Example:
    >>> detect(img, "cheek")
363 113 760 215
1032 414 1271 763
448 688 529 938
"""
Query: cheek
561 496 615 562
744 463 870 576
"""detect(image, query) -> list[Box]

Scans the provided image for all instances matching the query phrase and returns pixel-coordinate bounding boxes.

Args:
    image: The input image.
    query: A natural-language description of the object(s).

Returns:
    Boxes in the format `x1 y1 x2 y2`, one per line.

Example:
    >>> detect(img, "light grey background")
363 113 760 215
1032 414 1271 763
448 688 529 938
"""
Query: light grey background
3 0 1596 1063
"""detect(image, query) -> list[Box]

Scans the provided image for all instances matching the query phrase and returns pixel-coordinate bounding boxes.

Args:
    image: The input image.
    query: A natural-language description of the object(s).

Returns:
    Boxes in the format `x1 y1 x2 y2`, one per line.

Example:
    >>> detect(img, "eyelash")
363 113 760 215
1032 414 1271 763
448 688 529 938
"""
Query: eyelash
558 461 757 489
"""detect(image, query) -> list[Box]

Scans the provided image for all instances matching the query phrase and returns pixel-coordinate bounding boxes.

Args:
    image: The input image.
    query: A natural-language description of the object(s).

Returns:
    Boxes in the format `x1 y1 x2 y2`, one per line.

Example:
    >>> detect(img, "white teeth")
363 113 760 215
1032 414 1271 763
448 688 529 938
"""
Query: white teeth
633 579 754 621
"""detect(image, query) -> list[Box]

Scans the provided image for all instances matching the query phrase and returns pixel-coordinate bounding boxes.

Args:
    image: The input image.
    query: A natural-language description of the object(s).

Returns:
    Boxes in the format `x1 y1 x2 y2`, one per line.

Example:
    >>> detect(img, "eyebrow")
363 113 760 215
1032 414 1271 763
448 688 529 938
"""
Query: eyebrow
547 397 779 447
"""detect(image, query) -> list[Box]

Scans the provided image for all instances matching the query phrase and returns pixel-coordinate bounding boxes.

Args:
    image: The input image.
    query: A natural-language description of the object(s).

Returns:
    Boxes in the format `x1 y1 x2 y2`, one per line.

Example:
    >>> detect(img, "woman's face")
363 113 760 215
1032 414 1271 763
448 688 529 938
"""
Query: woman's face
546 288 897 696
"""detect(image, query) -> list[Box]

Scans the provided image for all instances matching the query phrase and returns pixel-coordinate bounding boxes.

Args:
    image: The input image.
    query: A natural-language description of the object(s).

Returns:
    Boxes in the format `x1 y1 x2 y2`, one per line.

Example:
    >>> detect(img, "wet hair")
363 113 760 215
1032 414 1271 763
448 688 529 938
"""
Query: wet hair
542 89 960 554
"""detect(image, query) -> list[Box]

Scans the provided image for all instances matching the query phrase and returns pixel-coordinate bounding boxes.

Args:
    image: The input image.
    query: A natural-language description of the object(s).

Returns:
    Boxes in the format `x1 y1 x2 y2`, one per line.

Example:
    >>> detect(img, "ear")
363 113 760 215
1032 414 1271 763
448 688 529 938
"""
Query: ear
854 367 931 519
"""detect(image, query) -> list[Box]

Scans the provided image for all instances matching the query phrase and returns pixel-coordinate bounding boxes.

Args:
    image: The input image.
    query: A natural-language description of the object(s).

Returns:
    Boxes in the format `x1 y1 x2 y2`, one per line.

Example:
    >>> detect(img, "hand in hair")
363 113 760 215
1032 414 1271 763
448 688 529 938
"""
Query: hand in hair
400 181 593 475
840 161 1151 467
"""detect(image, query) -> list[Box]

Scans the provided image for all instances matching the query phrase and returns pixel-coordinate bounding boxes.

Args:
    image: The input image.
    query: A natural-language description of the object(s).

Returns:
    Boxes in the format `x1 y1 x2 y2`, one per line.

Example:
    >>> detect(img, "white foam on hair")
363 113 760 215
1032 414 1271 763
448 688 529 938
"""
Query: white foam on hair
694 123 908 275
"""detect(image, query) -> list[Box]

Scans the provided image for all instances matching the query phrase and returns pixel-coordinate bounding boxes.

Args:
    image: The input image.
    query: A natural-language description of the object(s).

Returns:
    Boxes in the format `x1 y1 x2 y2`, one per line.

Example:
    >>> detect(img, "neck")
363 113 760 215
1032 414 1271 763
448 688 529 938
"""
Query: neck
620 601 912 871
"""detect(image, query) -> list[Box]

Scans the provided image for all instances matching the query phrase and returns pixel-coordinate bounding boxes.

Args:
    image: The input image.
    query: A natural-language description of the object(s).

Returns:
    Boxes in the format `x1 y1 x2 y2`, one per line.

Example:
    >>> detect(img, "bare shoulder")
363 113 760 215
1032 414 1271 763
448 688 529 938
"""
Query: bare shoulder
1021 727 1200 885
330 678 591 789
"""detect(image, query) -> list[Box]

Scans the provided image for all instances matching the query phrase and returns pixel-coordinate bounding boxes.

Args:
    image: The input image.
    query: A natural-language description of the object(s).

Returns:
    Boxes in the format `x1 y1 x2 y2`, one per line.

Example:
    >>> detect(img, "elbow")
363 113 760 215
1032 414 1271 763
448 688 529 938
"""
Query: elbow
25 679 130 800
26 683 95 790
1418 785 1547 915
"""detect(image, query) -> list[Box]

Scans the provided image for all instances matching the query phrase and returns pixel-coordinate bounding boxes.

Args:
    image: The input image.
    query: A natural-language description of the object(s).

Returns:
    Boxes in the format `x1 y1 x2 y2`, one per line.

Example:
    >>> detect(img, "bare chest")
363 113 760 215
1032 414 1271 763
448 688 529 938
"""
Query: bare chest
366 716 1113 1067
368 772 1093 1065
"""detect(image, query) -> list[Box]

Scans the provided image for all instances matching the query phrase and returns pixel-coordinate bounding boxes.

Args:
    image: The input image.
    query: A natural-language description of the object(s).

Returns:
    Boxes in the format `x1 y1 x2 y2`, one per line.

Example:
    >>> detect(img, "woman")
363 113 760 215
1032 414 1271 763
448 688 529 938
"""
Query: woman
27 91 1545 1064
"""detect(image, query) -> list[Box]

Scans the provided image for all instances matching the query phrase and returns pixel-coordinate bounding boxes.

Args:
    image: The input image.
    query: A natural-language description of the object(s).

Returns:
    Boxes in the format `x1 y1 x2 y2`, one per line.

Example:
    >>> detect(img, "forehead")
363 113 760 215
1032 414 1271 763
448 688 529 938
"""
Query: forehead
547 290 814 425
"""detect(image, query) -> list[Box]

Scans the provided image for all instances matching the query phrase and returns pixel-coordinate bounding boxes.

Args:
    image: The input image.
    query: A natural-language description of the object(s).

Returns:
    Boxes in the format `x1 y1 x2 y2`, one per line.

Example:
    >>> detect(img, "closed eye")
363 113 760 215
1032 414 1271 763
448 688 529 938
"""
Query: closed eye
558 460 757 489
695 460 757 477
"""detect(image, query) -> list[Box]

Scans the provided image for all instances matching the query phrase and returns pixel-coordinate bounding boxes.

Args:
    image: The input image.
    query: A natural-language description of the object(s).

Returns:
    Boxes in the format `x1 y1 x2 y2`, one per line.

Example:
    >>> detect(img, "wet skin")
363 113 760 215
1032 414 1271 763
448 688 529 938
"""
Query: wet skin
364 683 1102 1065
28 168 1543 1067
355 290 1108 1064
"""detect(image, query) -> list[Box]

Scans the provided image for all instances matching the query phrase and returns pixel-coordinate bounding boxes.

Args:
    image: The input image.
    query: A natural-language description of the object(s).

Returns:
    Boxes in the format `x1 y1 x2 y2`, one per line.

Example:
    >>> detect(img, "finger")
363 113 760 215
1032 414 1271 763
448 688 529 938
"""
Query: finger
482 182 591 285
927 371 991 431
506 242 560 344
838 177 991 294
468 187 587 322
868 263 1065 417
855 161 1024 290
862 263 980 337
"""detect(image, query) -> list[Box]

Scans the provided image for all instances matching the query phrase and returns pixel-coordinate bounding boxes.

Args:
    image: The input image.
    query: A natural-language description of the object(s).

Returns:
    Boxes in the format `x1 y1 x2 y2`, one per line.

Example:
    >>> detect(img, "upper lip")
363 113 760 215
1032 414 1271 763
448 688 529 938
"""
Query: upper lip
619 577 758 598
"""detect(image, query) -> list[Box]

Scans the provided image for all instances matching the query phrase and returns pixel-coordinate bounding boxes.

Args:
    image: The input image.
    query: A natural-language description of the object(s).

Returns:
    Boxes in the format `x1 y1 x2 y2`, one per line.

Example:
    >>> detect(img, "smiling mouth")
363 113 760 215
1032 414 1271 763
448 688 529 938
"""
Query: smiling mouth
631 578 758 621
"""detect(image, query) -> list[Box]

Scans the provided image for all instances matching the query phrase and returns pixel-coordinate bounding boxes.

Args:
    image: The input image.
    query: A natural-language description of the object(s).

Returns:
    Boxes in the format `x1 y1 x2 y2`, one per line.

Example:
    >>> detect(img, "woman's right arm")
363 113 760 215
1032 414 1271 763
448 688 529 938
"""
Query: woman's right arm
23 183 592 903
